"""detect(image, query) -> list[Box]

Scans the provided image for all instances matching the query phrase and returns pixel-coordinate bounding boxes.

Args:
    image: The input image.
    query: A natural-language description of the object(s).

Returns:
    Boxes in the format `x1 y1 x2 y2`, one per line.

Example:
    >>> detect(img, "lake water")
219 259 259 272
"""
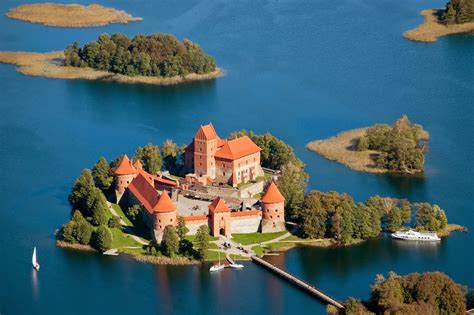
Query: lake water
0 0 473 314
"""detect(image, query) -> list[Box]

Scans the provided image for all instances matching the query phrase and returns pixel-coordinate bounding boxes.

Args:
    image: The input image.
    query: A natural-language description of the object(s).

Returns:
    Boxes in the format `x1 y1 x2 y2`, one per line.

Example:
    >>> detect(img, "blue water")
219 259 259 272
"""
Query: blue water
0 0 473 314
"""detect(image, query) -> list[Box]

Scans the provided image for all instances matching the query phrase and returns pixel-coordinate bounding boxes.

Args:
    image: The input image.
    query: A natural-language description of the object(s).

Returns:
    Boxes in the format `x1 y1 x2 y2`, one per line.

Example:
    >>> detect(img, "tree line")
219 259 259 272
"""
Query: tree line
443 0 474 24
64 33 216 78
329 271 473 314
356 115 429 174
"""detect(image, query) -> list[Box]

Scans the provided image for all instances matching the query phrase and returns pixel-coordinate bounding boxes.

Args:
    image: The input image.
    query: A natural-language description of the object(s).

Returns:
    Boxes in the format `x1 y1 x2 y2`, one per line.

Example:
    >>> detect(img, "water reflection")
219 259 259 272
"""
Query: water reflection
31 269 39 301
377 173 428 201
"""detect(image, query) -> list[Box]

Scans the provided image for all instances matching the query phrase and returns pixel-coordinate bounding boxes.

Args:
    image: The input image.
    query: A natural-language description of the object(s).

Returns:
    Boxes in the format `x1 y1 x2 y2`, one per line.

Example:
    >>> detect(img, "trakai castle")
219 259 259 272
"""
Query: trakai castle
115 124 286 241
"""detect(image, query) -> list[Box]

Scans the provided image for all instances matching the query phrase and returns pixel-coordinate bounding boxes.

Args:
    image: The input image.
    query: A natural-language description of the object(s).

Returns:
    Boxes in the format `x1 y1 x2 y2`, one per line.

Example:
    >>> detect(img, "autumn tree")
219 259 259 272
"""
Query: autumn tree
134 143 162 174
161 226 180 257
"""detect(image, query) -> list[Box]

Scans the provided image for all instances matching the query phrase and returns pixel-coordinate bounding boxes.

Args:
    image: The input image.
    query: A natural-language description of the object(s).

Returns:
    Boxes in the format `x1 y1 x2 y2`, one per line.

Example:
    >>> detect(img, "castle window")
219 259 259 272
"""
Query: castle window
270 216 273 219
159 219 161 223
159 225 162 229
267 209 269 212
170 219 173 222
275 209 278 212
277 215 280 218
127 181 130 184
223 172 226 176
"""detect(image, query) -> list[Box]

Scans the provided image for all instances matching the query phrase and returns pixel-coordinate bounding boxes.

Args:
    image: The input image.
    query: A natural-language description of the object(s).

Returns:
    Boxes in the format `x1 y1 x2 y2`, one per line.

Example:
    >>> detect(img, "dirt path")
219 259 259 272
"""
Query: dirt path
106 202 149 246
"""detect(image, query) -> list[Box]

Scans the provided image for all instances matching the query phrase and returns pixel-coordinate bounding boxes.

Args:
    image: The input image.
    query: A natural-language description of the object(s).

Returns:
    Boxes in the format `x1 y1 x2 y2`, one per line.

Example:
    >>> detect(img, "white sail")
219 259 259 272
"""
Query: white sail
32 247 37 266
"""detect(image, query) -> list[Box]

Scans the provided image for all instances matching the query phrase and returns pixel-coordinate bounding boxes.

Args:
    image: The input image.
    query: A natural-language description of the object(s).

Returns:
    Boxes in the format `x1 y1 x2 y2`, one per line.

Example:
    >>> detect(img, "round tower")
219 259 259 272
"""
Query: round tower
152 191 178 242
114 155 137 202
260 181 286 233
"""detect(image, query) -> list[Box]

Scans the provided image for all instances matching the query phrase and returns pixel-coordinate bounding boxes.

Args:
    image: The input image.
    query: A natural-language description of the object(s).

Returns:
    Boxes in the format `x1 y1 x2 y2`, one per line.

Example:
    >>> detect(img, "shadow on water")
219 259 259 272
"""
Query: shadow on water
375 172 428 201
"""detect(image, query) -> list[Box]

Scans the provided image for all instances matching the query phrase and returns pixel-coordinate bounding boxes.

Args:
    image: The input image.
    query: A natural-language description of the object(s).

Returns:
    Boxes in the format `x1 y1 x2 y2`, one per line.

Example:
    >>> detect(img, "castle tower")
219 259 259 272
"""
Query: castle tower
260 181 286 233
152 191 178 242
193 123 219 179
114 155 137 202
208 197 231 237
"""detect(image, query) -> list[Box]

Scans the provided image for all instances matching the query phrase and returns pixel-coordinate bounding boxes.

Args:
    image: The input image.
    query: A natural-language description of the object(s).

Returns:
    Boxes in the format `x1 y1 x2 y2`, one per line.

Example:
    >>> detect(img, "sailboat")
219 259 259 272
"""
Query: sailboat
209 252 224 272
32 247 40 271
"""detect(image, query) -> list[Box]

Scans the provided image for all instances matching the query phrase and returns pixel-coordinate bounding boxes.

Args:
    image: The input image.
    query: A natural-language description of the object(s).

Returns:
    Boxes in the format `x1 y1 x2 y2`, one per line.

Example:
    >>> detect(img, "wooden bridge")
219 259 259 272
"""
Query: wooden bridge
251 255 345 310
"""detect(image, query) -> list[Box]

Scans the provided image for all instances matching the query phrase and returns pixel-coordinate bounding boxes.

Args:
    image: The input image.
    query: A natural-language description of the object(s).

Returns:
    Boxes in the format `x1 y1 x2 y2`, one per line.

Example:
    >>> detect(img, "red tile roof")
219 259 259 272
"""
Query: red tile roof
195 123 218 140
133 159 143 170
114 155 137 175
261 181 285 204
127 173 159 213
208 197 230 213
214 136 261 160
153 191 177 213
154 176 178 187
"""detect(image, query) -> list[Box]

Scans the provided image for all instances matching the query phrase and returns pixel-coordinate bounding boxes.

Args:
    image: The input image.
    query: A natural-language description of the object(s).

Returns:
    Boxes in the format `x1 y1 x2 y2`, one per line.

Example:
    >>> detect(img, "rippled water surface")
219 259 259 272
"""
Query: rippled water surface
0 0 473 314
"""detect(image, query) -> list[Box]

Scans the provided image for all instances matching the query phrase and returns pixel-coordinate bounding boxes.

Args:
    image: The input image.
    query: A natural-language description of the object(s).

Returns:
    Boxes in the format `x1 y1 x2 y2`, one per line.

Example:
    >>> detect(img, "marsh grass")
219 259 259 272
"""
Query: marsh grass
6 3 142 28
404 9 474 43
306 128 387 174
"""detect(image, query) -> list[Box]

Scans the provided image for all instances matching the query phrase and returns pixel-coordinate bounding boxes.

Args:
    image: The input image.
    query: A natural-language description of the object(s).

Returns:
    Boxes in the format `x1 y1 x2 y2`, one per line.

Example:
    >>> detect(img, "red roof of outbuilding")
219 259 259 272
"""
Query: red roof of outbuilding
114 155 137 175
208 197 230 213
261 181 285 204
215 136 261 160
127 173 159 213
153 191 176 213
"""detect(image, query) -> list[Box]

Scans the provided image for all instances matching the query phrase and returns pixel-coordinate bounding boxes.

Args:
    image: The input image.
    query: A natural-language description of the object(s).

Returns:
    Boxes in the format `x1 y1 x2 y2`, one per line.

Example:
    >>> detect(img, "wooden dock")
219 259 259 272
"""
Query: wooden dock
251 255 345 310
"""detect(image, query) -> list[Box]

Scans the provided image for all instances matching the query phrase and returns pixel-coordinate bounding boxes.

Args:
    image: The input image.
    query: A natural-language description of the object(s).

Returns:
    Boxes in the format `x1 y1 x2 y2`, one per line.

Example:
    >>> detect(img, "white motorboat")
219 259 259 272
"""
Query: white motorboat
32 247 40 271
229 263 244 269
391 230 440 241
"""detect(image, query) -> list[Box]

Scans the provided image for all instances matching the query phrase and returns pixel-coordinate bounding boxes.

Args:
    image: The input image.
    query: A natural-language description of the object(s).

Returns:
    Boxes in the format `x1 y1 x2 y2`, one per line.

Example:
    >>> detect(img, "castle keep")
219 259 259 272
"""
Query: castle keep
115 124 286 241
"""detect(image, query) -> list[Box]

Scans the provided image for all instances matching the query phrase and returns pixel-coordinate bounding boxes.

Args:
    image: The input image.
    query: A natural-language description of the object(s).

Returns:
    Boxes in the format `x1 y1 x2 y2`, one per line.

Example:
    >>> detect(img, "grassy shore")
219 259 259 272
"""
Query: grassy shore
307 128 388 174
56 240 95 251
404 9 474 43
436 224 467 237
6 3 142 28
0 51 223 86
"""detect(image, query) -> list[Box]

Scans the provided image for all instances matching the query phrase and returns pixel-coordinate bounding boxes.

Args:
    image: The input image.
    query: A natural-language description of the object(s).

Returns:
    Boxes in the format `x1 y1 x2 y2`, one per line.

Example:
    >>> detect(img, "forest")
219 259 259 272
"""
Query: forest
443 0 474 24
64 33 216 77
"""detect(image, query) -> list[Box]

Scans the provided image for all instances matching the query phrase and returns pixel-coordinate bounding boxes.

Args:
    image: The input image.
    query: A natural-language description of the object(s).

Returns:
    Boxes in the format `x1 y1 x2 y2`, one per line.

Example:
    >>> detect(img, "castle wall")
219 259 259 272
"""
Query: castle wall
230 211 262 234
184 216 209 235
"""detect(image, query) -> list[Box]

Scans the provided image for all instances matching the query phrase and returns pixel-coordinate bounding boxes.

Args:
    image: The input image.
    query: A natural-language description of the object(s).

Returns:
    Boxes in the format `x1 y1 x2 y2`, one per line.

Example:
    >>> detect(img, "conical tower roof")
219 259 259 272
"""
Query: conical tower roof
208 197 230 213
153 191 176 213
114 155 137 175
261 181 285 204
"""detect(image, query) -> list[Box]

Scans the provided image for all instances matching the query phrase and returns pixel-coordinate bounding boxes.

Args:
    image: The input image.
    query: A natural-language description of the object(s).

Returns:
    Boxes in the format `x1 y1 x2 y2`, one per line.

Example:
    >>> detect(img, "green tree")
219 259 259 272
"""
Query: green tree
301 191 328 238
194 225 211 259
415 203 446 231
91 156 113 190
108 216 122 229
356 136 369 151
86 187 109 226
127 204 142 222
134 143 162 174
277 160 308 220
92 225 113 252
71 210 94 245
162 139 179 171
60 220 77 243
68 169 95 215
176 216 189 240
161 226 180 257
386 207 402 232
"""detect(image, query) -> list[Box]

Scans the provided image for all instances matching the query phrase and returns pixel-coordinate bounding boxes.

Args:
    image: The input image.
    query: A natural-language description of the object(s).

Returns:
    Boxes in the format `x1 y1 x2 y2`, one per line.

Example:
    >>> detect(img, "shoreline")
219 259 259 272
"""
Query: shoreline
6 3 142 28
306 128 389 174
0 51 223 86
56 240 96 251
404 9 474 43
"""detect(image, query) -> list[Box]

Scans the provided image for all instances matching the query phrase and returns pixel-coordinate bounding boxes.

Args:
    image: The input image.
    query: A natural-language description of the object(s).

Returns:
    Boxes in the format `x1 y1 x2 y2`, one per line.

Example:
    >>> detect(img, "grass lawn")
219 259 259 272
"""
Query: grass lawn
204 250 224 261
184 234 218 242
111 203 133 226
231 231 287 245
110 227 143 248
119 247 147 255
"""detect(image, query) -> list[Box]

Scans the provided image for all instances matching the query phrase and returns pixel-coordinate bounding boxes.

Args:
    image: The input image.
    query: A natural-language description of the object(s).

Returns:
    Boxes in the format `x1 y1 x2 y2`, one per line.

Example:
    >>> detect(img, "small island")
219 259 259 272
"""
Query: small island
6 3 142 28
404 0 474 42
307 115 429 174
0 33 222 86
56 124 464 266
329 271 473 314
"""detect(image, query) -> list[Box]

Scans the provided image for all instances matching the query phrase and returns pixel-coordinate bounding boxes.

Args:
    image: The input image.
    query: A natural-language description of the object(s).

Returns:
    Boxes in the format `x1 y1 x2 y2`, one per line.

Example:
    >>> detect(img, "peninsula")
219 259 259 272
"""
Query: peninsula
404 0 474 42
307 115 429 174
0 33 222 86
56 124 463 265
6 3 142 28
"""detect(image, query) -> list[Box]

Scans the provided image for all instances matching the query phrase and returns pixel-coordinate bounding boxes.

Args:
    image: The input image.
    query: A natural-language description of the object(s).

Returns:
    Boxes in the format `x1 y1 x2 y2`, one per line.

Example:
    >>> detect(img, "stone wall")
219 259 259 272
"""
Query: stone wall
184 216 208 235
230 212 262 234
